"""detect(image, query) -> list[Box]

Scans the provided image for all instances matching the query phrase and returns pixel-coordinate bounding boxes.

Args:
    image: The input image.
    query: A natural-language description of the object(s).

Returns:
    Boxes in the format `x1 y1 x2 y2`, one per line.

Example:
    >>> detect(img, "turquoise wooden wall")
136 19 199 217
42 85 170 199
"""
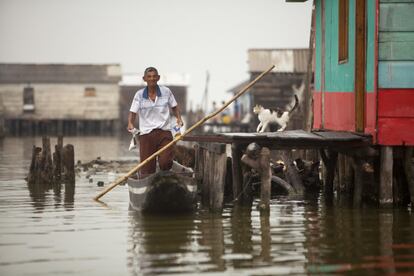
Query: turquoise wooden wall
324 0 355 92
379 0 414 88
314 0 376 93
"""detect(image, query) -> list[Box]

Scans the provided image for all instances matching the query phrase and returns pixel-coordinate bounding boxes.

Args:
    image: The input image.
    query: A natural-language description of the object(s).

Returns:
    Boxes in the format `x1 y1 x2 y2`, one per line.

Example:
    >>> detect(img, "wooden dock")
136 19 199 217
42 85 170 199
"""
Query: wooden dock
183 130 371 149
183 130 373 211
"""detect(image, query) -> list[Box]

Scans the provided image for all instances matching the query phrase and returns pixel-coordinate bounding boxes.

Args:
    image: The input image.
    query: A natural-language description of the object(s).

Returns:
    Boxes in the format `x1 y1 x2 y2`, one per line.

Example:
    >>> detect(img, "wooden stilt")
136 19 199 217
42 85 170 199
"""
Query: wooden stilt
62 144 75 185
210 152 227 212
28 146 42 184
320 149 338 201
41 137 53 185
202 150 210 206
403 147 414 205
352 158 364 207
231 143 244 202
380 146 393 207
258 147 271 211
280 150 304 194
53 136 64 183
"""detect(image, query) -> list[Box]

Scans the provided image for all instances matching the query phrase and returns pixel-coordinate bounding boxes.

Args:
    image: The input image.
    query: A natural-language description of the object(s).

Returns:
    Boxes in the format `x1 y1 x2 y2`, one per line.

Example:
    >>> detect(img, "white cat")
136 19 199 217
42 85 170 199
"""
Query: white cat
253 95 299 133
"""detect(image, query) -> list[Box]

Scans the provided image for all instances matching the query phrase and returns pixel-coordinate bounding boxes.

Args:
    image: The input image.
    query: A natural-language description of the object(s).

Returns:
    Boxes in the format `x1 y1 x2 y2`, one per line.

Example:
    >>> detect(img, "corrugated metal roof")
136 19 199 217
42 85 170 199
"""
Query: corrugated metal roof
248 49 310 73
0 63 122 84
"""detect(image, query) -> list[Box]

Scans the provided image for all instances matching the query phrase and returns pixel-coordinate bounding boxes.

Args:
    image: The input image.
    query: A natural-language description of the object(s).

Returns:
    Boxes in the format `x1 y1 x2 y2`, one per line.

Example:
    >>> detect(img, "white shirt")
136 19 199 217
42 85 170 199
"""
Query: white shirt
130 85 178 135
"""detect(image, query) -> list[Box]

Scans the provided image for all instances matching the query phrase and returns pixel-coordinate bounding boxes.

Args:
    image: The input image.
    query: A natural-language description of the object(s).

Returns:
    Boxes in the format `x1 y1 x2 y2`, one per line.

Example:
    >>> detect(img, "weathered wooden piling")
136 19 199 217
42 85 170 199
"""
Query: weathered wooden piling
403 147 414 204
320 149 338 201
259 148 271 211
52 136 63 183
231 143 244 202
195 143 227 212
240 144 271 210
351 157 365 207
280 150 304 195
27 136 75 188
62 144 75 185
41 136 54 185
380 146 393 206
28 146 42 184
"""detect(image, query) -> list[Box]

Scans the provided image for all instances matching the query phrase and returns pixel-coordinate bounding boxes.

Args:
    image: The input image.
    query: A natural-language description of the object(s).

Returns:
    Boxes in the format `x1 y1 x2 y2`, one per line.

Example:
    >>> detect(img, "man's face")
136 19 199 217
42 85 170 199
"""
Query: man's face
143 71 160 87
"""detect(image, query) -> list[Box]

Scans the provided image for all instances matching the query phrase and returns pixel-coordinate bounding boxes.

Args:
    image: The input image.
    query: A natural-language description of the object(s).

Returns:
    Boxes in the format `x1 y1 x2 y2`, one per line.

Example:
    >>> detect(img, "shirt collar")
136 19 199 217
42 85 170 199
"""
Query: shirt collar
143 85 161 99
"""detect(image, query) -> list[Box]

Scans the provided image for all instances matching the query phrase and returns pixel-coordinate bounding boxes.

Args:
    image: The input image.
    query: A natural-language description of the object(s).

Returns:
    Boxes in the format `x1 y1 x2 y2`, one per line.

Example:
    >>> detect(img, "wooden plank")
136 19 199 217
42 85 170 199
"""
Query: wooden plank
378 88 414 117
379 32 414 42
379 41 414 60
314 131 369 141
378 117 414 145
381 1 414 3
379 61 414 88
379 32 414 61
183 135 232 144
380 3 414 31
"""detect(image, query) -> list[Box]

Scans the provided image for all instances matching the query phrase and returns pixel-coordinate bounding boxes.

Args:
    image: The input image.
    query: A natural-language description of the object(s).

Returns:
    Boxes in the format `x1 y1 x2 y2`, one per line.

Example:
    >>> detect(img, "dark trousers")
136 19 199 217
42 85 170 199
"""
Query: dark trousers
139 129 174 176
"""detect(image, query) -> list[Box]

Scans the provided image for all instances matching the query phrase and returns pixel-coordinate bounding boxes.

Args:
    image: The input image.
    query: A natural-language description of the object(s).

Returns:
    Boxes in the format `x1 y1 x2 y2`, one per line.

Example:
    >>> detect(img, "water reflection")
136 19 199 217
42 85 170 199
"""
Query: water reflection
306 205 414 274
27 181 75 211
127 212 198 275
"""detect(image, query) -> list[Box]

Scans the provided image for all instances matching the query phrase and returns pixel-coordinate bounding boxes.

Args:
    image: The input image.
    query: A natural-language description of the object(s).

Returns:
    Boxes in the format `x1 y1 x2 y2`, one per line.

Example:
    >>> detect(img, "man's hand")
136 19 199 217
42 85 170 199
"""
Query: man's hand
176 117 184 127
127 122 135 132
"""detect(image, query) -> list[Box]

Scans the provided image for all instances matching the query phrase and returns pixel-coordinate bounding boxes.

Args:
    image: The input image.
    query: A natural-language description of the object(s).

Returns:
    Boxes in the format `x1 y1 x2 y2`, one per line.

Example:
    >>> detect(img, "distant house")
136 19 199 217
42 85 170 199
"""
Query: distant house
0 63 122 135
119 73 189 128
230 48 311 131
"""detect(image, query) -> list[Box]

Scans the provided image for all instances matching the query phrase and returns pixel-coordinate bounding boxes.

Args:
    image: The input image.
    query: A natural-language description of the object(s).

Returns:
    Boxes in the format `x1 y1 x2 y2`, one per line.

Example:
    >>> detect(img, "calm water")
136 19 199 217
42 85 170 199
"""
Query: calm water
1 136 413 275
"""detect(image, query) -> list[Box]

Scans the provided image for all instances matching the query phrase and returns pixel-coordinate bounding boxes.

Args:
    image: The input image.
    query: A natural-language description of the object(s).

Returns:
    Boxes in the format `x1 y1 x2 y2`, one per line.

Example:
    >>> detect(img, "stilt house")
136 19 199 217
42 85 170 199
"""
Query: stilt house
291 0 414 145
0 63 122 135
287 0 414 206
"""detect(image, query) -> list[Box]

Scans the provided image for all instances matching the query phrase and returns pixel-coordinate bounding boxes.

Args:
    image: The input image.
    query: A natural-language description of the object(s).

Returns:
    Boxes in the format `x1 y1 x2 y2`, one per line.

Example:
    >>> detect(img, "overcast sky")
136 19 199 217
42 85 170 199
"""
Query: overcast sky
0 0 312 110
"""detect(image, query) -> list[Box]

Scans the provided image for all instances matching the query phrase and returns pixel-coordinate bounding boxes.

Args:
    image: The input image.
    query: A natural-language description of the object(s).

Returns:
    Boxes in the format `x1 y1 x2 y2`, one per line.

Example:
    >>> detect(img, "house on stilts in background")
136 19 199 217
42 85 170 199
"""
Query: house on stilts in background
0 63 122 135
225 48 310 133
287 0 414 206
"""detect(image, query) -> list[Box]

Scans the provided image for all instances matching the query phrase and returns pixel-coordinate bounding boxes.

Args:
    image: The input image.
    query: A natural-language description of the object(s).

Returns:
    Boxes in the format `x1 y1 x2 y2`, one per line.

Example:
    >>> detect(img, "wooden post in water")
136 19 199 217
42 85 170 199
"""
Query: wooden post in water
320 149 338 201
404 147 414 205
380 146 393 207
231 143 244 203
258 147 271 211
201 150 210 206
28 146 42 184
41 137 54 185
210 151 227 212
281 150 304 195
52 136 64 183
352 158 364 207
198 143 227 212
62 144 75 185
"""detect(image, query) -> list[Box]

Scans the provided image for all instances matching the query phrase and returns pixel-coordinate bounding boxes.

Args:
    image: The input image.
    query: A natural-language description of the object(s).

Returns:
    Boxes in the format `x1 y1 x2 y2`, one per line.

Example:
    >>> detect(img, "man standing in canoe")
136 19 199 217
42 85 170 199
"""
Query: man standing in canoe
127 67 183 178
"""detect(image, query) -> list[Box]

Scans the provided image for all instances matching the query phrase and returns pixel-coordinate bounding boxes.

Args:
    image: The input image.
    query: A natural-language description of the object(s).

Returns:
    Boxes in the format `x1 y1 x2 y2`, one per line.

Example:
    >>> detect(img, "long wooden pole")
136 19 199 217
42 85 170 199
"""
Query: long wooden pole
94 65 275 201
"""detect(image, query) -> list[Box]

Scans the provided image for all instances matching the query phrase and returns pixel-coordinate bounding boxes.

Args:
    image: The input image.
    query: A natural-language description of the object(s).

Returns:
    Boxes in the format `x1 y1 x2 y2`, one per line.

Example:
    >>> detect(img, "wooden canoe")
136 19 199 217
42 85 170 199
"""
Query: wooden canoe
127 163 197 213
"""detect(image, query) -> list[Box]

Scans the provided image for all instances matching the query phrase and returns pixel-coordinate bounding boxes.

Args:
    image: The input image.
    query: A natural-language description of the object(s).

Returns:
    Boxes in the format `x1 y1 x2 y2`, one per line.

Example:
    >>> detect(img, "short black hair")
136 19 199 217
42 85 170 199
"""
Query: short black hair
144 67 158 75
